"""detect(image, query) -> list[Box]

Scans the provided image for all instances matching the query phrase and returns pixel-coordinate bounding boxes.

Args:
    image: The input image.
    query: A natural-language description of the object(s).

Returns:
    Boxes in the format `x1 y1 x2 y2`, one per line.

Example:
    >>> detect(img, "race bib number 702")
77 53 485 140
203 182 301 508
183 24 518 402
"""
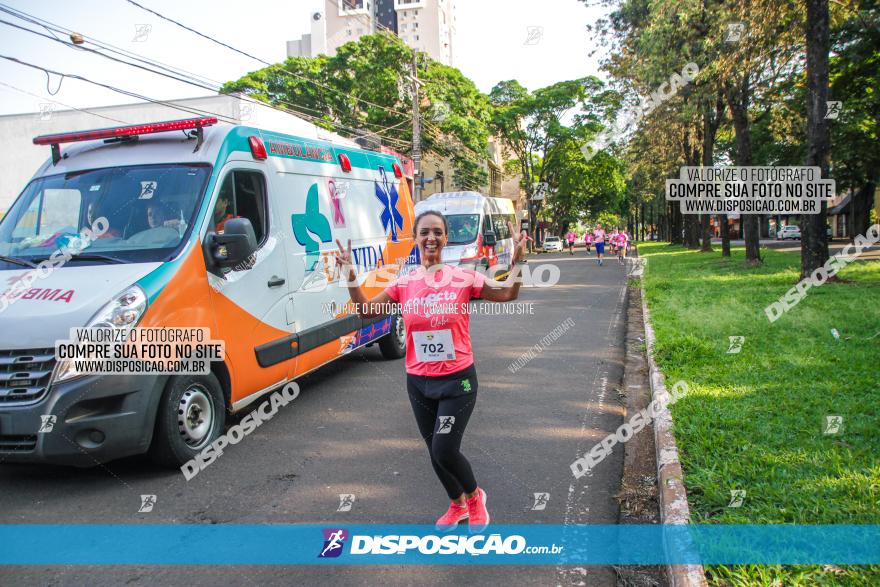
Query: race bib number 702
411 330 456 362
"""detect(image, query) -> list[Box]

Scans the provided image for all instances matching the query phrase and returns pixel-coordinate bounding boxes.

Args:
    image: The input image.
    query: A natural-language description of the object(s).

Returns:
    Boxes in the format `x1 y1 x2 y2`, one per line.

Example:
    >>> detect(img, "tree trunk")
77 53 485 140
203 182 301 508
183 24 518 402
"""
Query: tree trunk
684 215 700 248
850 180 876 239
728 78 762 266
702 92 726 254
700 215 712 251
719 213 731 256
640 202 646 241
801 0 831 277
700 107 716 252
670 201 683 244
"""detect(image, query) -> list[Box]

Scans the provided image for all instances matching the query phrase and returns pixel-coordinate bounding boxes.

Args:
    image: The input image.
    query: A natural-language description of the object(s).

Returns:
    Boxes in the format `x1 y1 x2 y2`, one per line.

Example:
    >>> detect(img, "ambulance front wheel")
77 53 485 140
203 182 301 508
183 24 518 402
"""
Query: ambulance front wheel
379 314 406 360
149 373 226 468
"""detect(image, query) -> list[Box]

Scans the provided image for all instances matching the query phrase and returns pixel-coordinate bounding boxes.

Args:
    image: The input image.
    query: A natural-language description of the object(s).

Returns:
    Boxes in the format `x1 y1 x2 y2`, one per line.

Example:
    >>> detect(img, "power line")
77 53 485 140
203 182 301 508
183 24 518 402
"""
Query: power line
0 4 411 143
0 80 129 124
0 51 411 154
317 6 482 161
0 14 412 149
0 53 240 122
7 1 483 166
125 0 414 120
0 3 227 89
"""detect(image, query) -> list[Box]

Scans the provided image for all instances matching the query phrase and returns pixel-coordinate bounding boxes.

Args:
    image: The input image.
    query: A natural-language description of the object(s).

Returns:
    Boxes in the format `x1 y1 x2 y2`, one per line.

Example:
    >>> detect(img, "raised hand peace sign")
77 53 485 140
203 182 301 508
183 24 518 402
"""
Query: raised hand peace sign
509 221 531 263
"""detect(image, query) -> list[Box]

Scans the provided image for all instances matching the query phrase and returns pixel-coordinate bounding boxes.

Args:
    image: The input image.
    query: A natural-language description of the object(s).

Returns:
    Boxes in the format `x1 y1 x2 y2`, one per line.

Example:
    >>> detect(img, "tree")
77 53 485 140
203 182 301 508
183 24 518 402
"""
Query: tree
489 77 614 241
800 0 832 277
829 2 880 240
546 143 626 235
222 33 491 189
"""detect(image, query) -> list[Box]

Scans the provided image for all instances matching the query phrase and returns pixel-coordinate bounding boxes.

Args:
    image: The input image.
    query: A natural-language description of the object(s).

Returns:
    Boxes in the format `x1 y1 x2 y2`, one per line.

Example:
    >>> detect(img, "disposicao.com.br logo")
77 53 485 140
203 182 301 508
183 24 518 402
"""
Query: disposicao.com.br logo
318 528 562 557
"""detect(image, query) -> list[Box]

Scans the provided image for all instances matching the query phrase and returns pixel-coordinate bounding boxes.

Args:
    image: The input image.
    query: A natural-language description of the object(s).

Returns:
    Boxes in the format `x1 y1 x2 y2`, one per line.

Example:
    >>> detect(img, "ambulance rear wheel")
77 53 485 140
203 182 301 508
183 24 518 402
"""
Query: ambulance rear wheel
379 314 406 360
149 373 226 468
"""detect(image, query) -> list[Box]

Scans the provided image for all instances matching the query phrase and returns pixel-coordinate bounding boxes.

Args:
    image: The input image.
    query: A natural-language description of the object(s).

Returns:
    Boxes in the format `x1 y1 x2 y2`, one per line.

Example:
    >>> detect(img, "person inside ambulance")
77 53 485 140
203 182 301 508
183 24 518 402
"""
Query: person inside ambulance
146 203 169 229
127 202 181 246
85 200 121 238
212 192 235 234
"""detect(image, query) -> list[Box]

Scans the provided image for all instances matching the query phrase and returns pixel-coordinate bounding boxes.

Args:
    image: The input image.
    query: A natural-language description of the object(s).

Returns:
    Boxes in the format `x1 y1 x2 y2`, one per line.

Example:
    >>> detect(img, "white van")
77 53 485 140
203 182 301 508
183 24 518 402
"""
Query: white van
414 192 516 270
0 108 415 467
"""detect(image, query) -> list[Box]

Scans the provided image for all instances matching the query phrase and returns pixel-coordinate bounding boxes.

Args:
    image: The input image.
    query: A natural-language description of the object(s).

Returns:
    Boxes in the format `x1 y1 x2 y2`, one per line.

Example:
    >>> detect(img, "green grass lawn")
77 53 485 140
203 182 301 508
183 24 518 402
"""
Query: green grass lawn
638 241 880 586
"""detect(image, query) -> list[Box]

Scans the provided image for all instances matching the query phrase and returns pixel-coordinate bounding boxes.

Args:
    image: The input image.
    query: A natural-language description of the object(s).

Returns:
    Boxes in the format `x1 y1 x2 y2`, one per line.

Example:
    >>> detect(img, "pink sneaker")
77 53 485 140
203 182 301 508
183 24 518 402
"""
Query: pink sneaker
435 501 469 531
466 487 490 533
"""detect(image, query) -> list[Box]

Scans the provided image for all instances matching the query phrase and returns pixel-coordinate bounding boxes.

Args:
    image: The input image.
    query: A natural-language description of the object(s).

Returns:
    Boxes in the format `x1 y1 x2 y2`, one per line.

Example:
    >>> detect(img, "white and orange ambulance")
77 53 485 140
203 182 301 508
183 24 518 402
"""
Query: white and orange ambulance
0 106 415 467
414 191 517 269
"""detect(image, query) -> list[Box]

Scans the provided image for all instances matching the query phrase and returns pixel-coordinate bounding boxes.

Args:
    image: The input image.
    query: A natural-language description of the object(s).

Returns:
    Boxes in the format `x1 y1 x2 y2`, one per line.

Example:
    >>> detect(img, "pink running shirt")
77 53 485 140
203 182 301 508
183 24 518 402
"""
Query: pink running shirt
385 264 485 377
594 229 605 243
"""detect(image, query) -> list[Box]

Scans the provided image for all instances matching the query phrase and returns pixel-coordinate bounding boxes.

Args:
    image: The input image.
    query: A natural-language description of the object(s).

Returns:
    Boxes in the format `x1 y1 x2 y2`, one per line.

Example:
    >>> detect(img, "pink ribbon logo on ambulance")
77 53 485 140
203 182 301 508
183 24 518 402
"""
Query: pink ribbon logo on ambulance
328 179 345 228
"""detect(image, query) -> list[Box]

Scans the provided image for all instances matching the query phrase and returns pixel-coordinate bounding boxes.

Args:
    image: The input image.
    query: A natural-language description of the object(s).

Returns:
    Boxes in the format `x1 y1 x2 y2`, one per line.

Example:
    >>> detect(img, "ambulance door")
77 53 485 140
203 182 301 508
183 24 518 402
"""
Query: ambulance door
481 202 496 267
275 171 358 334
204 162 295 401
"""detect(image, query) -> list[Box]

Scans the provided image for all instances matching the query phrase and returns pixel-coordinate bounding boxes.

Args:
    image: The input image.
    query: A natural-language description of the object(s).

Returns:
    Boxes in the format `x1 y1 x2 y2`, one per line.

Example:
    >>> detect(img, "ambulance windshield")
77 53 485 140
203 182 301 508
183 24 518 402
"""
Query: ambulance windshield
446 214 481 244
0 163 211 266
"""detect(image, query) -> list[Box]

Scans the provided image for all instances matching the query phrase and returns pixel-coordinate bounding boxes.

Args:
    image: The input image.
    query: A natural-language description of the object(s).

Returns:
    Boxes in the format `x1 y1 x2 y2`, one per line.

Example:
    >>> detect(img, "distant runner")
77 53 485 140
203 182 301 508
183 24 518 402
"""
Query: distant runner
566 230 577 255
584 231 593 255
593 223 606 266
618 230 629 264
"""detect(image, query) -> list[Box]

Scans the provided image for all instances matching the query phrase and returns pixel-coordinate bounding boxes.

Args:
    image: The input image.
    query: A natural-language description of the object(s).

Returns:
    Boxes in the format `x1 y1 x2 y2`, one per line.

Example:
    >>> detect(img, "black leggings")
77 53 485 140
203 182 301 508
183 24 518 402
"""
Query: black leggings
406 379 478 500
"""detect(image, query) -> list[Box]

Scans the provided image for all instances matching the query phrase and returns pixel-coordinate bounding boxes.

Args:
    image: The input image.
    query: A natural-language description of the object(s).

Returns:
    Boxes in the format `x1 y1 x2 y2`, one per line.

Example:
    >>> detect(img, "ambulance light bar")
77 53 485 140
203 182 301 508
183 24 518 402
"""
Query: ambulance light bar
33 117 218 165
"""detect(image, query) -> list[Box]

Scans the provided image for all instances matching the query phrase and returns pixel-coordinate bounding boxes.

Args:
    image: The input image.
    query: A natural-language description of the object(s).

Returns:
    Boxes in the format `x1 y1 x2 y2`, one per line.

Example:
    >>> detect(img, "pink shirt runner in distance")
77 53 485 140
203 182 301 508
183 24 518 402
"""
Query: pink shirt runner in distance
385 264 485 377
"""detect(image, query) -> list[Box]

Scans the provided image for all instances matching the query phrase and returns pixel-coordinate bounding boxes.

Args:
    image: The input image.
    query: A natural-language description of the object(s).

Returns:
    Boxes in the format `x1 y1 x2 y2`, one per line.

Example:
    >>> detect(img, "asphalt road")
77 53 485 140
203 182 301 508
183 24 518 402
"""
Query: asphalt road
0 249 630 587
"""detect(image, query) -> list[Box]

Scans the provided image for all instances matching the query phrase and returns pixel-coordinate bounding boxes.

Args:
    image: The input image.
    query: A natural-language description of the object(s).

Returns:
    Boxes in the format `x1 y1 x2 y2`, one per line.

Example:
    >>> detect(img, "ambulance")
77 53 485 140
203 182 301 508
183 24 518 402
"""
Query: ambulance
414 191 517 269
0 107 415 467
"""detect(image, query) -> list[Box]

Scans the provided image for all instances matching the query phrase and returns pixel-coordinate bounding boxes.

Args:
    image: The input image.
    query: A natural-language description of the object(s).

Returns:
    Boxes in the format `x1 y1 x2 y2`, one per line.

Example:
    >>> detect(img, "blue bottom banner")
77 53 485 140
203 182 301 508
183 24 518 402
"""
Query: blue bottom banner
1 524 878 565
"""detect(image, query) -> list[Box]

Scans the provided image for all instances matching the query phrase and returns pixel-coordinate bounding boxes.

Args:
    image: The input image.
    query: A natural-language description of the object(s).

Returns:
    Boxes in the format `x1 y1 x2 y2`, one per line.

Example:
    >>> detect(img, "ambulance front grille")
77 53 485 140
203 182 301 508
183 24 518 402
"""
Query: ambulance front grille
0 348 56 405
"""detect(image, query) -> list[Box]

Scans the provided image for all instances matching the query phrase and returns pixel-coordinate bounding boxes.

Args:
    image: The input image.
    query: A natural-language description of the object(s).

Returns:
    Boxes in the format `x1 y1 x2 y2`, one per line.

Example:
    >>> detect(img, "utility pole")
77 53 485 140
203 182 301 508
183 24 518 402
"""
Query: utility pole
410 51 422 203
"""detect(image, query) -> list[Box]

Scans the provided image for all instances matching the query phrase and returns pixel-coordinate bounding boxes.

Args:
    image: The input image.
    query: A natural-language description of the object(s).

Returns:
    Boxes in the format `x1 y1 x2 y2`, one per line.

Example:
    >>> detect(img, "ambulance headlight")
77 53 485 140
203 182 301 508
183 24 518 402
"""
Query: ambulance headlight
461 245 479 260
52 285 148 384
87 285 148 330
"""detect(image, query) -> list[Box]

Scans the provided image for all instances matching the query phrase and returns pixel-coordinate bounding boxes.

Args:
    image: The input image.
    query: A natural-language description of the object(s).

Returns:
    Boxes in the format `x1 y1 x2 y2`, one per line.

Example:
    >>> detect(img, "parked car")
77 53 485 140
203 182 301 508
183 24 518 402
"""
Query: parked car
777 225 801 240
543 236 564 252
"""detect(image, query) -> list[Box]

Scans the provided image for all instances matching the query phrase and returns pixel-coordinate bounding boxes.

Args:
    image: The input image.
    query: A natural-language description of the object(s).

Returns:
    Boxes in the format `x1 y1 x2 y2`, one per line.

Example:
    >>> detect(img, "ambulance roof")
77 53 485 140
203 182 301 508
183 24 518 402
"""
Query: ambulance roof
27 101 382 181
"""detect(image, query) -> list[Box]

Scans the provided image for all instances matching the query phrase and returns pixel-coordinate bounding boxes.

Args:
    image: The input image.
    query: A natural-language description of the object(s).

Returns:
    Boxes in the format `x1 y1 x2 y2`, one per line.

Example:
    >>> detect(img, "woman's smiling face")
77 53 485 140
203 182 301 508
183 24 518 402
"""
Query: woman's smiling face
415 214 448 265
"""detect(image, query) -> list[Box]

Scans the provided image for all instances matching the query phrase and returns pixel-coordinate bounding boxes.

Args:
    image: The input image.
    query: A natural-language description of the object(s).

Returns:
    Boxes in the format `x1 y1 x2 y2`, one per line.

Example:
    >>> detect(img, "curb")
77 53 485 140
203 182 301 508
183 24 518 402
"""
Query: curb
637 255 708 587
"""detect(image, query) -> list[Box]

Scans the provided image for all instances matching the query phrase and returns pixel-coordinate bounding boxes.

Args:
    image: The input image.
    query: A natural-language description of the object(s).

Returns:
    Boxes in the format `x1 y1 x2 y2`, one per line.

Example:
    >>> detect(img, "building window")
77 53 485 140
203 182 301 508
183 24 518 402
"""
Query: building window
490 166 501 196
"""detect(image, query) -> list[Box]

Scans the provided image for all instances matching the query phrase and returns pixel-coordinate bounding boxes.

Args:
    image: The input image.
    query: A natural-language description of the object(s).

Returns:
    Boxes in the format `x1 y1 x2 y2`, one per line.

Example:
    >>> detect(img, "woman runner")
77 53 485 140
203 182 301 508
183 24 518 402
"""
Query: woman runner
335 210 529 532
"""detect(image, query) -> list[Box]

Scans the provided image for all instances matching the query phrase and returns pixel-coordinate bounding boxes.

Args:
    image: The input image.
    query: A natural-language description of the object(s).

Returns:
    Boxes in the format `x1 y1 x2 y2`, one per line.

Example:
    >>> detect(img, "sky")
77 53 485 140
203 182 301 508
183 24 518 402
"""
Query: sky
0 0 613 117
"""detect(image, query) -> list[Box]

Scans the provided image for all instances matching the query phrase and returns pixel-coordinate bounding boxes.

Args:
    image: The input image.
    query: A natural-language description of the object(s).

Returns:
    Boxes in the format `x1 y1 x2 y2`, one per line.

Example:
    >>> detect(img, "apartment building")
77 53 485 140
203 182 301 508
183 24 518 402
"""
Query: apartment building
288 0 456 66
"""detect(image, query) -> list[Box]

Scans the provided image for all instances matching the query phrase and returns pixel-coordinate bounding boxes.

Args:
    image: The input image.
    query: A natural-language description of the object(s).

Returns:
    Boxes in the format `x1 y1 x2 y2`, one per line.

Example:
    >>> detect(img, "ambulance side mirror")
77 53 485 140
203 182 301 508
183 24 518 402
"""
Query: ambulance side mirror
483 231 497 247
206 218 258 268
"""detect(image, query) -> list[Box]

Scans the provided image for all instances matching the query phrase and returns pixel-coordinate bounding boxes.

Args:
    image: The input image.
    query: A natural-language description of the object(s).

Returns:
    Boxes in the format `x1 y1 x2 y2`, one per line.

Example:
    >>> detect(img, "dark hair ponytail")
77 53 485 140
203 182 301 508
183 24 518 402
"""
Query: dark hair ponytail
413 210 447 236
